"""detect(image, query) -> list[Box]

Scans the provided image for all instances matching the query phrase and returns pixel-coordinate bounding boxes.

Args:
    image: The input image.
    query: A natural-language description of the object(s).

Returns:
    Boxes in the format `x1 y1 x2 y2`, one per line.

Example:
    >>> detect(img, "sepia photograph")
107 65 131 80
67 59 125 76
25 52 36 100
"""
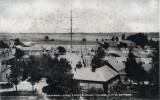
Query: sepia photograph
0 0 159 100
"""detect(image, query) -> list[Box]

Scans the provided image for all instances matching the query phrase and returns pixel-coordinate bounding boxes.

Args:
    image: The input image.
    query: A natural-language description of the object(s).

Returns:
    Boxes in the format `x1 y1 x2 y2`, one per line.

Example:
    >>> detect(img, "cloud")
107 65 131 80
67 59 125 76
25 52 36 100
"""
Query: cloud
0 0 158 33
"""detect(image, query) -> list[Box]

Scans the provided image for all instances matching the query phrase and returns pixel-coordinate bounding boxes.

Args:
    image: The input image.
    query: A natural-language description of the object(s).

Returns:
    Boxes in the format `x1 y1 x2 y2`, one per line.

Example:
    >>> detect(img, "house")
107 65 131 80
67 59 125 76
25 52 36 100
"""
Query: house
115 57 127 63
120 48 129 54
106 60 126 82
106 47 119 54
103 56 127 63
108 41 119 47
0 65 11 82
0 55 14 82
136 58 152 64
23 41 35 46
132 51 147 58
73 66 119 93
19 45 43 55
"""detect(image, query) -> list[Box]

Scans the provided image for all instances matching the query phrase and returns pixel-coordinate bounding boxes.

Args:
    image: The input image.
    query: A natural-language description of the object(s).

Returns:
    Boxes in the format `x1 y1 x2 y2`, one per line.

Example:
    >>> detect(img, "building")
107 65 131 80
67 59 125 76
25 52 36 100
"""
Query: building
73 66 119 93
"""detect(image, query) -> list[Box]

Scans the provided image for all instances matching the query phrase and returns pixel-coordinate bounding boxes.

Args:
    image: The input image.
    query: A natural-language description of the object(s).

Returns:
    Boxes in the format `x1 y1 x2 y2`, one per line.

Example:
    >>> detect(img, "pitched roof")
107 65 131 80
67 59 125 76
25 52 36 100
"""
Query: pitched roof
115 57 127 62
0 55 15 61
132 51 147 58
73 66 118 82
107 60 125 72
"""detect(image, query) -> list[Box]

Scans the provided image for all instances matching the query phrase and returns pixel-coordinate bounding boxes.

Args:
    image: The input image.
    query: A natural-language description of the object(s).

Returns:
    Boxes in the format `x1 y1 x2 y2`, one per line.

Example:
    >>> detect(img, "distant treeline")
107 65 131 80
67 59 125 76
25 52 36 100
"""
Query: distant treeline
0 32 159 38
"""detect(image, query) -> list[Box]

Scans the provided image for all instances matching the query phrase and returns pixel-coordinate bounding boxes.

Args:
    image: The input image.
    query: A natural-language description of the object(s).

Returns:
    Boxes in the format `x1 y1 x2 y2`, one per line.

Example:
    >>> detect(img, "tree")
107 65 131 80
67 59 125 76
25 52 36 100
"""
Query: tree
15 48 25 59
126 33 148 49
82 38 86 42
121 34 125 40
115 37 119 41
91 55 103 72
21 61 28 81
91 47 105 71
0 40 9 48
133 62 146 85
125 51 147 85
27 56 41 91
98 42 109 50
111 36 115 41
76 61 82 69
96 47 105 58
44 36 49 41
149 39 159 51
118 42 127 48
41 56 80 94
147 50 159 95
101 38 104 41
14 38 23 46
57 46 66 54
82 38 87 47
8 59 23 92
96 38 98 41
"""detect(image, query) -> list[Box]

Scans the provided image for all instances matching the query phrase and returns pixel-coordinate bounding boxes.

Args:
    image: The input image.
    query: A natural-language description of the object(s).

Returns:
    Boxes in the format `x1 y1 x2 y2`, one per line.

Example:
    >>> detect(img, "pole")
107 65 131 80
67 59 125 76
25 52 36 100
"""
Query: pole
71 9 73 52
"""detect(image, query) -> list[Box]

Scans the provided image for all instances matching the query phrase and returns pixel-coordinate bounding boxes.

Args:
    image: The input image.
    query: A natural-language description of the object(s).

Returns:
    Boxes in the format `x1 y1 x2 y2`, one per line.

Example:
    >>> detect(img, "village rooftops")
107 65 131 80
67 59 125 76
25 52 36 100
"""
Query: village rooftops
73 66 118 82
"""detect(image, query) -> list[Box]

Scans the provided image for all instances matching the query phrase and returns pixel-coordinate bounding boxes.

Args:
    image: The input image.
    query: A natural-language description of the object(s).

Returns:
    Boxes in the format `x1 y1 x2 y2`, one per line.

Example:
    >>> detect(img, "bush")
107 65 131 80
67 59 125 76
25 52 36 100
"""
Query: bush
0 83 13 89
57 46 66 54
42 85 64 95
76 61 82 68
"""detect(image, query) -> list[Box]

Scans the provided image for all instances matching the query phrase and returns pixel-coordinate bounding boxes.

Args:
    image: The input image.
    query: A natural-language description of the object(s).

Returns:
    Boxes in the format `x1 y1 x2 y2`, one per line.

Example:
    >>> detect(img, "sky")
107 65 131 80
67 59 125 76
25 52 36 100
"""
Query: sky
0 0 159 33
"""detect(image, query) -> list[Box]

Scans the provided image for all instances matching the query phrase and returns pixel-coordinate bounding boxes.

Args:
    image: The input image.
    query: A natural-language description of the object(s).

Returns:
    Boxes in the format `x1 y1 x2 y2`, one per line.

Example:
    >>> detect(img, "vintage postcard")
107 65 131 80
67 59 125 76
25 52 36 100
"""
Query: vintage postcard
0 0 159 100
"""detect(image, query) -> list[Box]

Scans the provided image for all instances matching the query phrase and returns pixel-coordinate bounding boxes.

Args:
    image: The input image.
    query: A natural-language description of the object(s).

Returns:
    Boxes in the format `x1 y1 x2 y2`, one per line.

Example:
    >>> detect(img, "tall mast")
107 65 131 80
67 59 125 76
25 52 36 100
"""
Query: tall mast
71 9 73 51
65 9 78 52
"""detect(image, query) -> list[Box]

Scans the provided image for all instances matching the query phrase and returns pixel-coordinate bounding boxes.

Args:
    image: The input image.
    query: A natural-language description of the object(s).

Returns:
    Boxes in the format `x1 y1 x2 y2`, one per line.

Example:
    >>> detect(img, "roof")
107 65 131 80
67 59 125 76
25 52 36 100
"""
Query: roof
20 46 42 51
23 41 35 46
16 45 22 48
73 66 118 82
0 55 15 61
119 40 135 44
22 55 30 59
120 48 129 51
133 51 147 58
142 64 152 72
107 60 125 72
135 58 152 63
115 57 127 62
103 56 127 63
